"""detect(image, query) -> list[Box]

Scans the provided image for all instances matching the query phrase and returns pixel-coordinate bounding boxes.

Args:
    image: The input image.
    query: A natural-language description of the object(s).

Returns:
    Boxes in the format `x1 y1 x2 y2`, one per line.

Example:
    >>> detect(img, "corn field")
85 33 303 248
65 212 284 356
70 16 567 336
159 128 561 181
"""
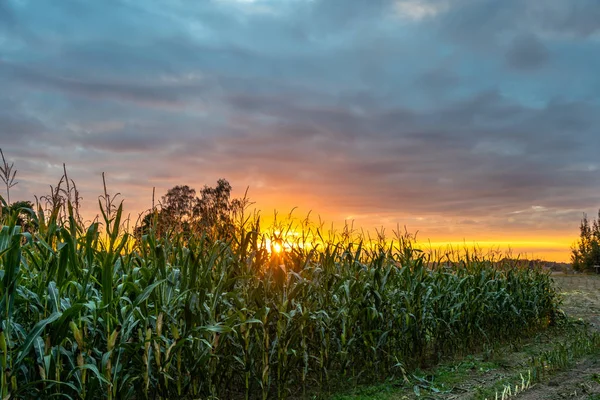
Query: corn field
0 197 559 399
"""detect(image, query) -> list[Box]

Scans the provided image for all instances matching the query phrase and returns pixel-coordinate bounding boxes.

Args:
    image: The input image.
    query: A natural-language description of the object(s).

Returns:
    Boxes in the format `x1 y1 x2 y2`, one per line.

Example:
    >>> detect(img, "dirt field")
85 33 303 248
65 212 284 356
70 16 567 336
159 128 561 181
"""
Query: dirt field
514 274 600 400
554 274 600 329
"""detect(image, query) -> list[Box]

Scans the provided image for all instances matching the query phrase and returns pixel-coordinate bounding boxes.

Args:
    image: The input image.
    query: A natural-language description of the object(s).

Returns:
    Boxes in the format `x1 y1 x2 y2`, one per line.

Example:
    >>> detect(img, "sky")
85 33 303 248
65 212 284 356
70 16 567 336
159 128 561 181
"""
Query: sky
2 0 600 261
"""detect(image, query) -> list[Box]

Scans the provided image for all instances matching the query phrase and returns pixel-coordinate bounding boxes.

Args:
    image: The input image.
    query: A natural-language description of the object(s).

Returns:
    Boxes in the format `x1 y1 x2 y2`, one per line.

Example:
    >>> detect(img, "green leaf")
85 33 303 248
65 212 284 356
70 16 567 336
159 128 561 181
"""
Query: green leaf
50 303 84 345
202 324 234 334
69 363 110 385
133 279 165 307
15 311 62 365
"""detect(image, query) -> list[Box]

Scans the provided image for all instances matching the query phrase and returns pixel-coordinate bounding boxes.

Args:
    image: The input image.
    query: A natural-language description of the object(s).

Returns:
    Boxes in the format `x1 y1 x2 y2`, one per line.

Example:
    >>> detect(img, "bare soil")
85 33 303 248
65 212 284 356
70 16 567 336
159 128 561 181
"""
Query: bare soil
554 274 600 329
511 274 600 400
516 358 600 400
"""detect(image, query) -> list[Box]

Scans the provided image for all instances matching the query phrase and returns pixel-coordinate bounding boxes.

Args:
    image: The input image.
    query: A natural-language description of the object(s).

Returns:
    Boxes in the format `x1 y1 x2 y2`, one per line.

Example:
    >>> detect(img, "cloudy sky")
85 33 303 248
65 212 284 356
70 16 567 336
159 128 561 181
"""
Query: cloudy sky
2 0 600 260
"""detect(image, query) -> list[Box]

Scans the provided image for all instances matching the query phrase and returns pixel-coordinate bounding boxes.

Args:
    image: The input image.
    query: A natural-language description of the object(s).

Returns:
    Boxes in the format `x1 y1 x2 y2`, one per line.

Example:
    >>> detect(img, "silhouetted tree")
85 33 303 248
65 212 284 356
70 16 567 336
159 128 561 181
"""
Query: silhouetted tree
572 211 600 272
135 179 244 239
163 185 196 222
192 179 239 235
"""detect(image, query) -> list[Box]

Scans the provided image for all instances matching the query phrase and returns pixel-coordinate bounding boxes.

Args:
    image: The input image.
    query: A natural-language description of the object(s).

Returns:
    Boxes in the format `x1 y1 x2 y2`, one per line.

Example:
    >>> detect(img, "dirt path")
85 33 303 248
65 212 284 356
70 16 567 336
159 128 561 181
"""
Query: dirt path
516 358 600 400
513 274 600 400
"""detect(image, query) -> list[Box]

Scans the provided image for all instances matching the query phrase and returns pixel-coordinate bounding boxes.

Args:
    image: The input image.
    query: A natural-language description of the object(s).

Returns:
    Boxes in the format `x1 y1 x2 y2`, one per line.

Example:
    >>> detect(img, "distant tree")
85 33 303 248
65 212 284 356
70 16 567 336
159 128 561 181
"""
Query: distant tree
192 179 240 235
162 185 197 223
135 179 244 239
572 211 600 272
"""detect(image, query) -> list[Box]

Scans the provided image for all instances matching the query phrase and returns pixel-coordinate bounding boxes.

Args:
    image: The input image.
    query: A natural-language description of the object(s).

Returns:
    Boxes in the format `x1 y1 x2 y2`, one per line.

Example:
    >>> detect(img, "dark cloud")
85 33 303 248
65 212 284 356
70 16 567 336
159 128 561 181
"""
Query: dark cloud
532 0 600 37
0 62 210 108
416 68 461 94
0 92 48 144
0 1 15 26
308 0 393 30
440 0 600 44
0 114 44 143
506 33 549 71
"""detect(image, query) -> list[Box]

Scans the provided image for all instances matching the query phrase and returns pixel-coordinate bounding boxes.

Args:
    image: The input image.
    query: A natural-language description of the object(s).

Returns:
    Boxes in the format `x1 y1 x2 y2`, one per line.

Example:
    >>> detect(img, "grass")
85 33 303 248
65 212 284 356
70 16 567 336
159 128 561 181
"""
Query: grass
0 177 561 399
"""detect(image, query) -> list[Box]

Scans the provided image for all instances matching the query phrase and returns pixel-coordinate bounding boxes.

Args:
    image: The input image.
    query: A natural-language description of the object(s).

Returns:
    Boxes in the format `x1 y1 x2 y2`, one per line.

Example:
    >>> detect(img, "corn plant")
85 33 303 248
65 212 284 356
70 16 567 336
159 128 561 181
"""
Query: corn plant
0 190 561 399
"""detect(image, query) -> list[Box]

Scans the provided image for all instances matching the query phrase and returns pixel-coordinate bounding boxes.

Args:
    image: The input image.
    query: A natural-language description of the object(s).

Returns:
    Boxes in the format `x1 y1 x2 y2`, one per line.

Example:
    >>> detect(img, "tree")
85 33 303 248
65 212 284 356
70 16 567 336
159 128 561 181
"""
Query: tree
193 179 237 234
162 185 196 223
135 179 244 239
572 211 600 272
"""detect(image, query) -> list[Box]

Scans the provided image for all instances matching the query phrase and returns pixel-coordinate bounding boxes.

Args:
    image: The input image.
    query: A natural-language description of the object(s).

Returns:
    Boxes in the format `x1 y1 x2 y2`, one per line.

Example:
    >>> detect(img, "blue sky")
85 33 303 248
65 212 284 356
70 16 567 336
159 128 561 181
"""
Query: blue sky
2 0 600 259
